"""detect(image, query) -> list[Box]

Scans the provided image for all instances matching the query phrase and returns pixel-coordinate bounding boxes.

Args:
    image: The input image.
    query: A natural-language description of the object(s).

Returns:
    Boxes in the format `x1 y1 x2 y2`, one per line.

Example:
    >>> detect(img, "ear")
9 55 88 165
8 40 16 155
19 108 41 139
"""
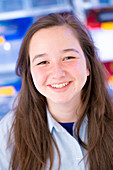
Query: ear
87 68 90 76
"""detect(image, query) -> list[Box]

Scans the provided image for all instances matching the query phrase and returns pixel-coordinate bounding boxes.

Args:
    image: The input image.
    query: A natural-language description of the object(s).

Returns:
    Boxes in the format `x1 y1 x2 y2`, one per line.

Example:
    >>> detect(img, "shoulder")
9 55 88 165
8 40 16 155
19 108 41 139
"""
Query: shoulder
0 111 14 136
0 111 14 169
0 111 14 150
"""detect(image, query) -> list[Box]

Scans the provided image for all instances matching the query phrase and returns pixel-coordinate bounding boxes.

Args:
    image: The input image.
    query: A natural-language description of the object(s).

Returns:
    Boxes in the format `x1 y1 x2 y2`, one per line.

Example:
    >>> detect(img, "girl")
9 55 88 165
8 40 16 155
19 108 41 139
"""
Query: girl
0 13 113 170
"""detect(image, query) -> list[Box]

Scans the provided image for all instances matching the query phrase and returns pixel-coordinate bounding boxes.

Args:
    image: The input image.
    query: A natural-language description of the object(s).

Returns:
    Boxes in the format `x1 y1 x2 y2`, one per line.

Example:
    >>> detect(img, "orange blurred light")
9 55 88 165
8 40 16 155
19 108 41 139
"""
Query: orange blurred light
109 76 113 83
110 62 113 72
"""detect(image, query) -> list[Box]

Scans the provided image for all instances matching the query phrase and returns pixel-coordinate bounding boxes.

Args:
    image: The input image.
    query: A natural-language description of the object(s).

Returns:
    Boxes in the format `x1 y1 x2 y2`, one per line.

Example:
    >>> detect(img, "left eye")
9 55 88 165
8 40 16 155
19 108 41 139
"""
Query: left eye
64 56 75 60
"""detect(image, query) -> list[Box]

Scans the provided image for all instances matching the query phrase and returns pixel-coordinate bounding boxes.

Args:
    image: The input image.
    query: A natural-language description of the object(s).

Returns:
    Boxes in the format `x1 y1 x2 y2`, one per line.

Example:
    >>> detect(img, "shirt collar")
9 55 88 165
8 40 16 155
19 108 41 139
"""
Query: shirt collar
47 107 55 133
47 108 66 133
46 107 88 134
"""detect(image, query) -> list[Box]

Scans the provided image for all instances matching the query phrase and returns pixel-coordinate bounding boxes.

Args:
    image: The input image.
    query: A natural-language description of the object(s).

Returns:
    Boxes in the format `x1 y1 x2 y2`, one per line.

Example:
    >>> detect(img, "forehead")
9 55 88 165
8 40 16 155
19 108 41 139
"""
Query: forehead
29 25 84 60
29 26 87 67
30 25 78 43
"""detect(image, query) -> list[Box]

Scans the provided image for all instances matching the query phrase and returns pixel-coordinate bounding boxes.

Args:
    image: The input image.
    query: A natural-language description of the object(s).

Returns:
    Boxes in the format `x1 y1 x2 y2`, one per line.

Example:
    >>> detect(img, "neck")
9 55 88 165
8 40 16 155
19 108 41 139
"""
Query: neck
47 98 81 123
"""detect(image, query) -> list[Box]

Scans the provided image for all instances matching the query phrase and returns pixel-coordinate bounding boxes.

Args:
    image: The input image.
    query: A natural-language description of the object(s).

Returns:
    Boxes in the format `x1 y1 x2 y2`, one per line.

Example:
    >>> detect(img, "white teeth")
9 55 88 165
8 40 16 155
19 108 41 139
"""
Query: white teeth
51 82 69 88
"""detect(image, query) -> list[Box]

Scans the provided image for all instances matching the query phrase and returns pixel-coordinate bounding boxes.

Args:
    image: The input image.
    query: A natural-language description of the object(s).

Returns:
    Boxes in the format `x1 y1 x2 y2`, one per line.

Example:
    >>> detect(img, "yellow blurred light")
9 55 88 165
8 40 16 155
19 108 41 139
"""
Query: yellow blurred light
0 36 5 45
0 86 16 96
101 22 113 30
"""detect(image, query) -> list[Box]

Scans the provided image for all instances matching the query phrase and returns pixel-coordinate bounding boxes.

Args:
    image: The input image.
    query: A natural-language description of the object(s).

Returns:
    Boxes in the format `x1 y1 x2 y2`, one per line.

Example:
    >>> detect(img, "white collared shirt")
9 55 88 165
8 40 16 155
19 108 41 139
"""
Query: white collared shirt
46 109 88 170
0 109 88 170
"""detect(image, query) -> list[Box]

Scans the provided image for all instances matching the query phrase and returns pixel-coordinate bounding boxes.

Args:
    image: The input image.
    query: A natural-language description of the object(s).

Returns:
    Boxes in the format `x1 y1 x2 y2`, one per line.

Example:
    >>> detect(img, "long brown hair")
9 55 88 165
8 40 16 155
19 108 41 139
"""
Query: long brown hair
8 13 113 170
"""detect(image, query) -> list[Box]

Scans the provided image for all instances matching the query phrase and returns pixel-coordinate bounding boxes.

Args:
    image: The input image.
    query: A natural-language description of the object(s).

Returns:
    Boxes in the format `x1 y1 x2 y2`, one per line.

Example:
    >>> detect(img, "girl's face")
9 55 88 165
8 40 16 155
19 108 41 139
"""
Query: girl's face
29 26 89 105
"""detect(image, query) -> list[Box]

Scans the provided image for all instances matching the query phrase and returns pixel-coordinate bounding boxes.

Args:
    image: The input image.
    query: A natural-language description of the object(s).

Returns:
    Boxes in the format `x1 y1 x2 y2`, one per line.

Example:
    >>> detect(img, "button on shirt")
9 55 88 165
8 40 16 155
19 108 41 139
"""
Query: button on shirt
0 109 88 170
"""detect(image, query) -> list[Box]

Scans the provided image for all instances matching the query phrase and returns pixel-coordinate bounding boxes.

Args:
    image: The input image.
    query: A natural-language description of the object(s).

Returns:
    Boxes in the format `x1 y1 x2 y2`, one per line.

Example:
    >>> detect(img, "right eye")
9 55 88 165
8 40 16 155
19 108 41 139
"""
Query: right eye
37 61 49 65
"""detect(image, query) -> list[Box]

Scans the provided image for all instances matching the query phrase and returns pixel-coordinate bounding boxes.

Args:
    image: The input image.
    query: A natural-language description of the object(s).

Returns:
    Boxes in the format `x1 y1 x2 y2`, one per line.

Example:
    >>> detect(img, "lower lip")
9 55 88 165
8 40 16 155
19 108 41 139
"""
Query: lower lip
48 81 72 92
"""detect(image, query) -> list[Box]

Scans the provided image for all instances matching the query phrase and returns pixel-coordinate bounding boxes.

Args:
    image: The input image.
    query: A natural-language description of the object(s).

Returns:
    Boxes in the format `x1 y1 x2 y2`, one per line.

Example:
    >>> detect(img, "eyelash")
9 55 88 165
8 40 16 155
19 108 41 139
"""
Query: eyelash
64 56 75 60
37 61 49 65
37 56 75 65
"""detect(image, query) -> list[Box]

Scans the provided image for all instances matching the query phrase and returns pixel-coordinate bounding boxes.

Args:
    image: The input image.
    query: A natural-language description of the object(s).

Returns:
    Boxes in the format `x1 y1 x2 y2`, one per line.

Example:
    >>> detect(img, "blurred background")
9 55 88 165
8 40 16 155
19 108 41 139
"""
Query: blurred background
0 0 113 120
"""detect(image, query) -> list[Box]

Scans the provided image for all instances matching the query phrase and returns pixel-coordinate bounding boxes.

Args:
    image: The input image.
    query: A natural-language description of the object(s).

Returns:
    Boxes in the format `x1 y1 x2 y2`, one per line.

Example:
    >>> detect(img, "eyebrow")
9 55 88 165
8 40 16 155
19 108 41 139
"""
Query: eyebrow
32 48 80 63
62 48 79 54
32 53 46 63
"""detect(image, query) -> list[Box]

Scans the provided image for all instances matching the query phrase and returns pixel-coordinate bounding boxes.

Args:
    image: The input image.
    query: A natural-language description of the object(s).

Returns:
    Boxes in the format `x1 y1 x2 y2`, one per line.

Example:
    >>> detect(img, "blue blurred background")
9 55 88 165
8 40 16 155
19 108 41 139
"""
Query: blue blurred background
0 0 113 120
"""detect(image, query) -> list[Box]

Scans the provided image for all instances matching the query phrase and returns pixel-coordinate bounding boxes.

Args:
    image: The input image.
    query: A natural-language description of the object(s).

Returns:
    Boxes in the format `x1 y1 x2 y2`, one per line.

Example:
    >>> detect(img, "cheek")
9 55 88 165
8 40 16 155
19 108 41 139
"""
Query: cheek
70 63 82 74
31 69 45 89
71 63 88 79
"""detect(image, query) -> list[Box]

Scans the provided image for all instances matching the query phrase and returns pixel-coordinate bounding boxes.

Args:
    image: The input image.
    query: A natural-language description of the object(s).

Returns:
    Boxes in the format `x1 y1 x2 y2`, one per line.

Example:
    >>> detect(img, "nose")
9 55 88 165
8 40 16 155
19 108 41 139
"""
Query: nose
52 63 65 79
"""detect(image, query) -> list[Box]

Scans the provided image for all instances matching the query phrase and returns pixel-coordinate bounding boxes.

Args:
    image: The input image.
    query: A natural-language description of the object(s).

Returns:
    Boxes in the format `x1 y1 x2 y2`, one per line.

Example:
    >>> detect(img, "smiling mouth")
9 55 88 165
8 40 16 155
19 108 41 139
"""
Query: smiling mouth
50 82 70 88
